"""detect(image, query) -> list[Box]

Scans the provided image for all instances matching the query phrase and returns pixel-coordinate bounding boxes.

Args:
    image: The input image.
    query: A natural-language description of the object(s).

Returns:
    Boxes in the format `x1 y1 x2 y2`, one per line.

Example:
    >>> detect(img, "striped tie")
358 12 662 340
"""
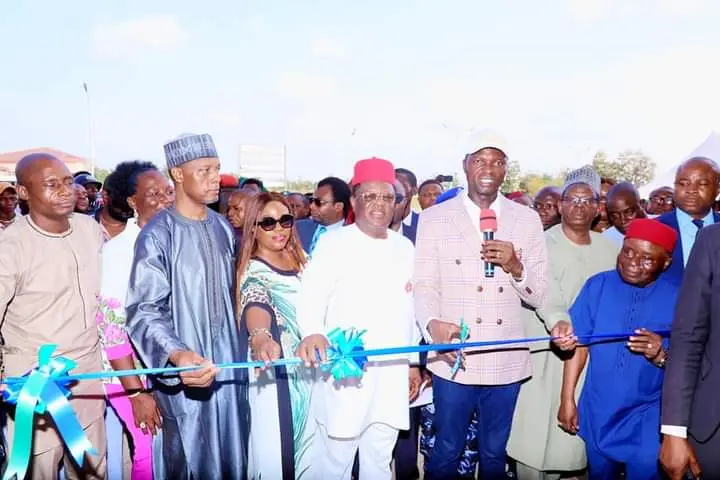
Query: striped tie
309 225 327 254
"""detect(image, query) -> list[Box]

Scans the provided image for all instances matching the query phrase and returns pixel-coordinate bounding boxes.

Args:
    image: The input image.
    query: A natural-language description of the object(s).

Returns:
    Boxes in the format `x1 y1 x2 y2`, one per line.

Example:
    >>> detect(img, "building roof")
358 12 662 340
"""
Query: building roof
0 147 90 181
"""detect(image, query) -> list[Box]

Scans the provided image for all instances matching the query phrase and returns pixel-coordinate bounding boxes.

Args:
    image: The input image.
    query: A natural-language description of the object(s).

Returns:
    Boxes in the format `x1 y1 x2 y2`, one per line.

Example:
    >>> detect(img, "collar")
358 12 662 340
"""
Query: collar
325 219 345 230
461 191 503 218
676 208 714 228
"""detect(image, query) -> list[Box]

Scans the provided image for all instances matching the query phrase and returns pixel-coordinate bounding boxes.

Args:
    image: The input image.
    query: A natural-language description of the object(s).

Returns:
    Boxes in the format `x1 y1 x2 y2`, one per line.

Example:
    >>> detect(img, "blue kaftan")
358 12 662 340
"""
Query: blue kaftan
126 207 249 480
570 270 677 479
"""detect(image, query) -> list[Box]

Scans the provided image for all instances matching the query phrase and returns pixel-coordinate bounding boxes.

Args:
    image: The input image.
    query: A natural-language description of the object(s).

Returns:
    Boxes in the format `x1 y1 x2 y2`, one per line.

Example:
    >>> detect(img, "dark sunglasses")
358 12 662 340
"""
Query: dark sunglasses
310 197 332 207
256 214 295 231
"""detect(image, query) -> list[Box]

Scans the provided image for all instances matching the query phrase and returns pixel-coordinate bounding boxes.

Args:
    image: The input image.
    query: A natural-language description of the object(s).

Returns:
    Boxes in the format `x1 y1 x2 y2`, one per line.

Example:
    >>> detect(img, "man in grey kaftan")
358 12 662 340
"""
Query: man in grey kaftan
125 133 248 480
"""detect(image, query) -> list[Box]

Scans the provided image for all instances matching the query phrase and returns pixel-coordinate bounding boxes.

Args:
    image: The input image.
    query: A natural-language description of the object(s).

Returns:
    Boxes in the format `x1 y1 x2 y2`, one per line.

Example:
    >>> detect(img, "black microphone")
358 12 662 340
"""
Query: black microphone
480 209 498 278
483 230 495 278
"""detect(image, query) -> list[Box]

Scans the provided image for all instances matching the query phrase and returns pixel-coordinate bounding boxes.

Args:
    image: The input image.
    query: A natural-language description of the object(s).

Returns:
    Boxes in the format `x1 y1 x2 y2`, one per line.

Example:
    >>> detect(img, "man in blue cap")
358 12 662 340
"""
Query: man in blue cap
125 133 249 479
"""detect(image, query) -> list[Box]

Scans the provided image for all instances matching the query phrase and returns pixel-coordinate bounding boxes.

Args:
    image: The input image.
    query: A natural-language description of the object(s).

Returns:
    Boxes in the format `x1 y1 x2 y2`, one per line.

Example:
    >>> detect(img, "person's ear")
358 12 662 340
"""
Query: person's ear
16 185 29 201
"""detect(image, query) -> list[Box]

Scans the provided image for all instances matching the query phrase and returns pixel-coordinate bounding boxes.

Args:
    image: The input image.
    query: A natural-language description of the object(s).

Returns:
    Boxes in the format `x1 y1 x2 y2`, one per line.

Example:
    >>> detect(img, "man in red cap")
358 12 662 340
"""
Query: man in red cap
553 218 679 479
295 157 422 479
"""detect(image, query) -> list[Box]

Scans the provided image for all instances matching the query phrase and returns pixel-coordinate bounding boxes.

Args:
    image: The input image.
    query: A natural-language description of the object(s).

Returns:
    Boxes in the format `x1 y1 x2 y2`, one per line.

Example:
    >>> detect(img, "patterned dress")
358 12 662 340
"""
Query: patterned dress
239 258 318 480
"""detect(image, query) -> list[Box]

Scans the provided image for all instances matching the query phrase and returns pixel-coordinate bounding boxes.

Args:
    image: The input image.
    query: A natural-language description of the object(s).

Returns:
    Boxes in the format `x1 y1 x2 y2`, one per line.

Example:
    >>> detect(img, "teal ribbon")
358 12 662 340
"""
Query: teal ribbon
321 327 368 381
450 318 470 378
1 327 671 477
2 345 96 480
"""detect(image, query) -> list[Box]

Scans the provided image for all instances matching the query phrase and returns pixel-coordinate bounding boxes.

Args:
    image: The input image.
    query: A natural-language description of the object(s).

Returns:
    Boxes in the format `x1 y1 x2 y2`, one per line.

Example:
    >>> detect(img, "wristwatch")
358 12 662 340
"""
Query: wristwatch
655 353 667 369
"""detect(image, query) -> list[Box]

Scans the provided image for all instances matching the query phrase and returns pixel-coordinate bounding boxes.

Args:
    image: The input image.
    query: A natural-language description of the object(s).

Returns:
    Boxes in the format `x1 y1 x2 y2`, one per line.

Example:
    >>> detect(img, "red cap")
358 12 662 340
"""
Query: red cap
506 191 524 200
625 218 678 254
479 209 497 232
350 157 395 186
220 174 239 188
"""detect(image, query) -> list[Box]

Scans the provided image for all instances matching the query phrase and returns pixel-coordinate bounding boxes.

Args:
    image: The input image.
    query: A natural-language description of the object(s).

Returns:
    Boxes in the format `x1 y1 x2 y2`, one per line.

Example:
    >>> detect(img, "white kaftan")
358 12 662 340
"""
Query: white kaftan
296 224 420 439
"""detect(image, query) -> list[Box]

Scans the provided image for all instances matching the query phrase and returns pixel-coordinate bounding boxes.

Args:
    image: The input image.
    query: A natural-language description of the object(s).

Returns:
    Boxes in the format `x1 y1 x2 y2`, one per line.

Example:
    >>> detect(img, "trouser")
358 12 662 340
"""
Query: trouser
586 445 659 480
393 406 421 479
321 422 399 480
106 383 153 480
425 376 521 480
515 461 563 480
7 416 107 479
691 430 720 479
352 407 421 479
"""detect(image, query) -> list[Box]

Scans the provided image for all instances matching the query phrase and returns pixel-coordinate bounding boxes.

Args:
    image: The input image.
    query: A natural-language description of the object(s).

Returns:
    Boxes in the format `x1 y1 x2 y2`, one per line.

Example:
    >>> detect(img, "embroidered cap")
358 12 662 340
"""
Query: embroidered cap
563 165 601 194
164 133 218 169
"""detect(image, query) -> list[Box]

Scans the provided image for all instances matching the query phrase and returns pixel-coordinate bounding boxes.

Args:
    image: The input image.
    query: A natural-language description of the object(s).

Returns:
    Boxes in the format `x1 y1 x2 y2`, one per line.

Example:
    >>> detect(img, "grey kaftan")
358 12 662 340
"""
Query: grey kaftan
125 207 249 480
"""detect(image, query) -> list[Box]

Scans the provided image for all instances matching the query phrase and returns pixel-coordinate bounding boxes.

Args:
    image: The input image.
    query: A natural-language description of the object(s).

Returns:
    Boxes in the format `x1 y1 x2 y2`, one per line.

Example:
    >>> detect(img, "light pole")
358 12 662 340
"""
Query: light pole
83 82 96 175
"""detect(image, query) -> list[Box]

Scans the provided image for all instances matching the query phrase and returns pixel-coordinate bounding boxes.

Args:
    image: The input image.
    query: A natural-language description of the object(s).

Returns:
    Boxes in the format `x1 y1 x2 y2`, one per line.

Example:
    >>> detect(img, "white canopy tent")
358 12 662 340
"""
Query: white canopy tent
640 131 720 197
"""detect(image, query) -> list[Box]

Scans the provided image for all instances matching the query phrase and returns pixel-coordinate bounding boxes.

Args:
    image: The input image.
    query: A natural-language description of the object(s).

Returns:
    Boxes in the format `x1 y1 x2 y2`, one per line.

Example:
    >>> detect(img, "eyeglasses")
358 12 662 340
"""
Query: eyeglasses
562 196 598 207
650 196 673 205
310 197 332 207
358 192 396 205
256 214 294 231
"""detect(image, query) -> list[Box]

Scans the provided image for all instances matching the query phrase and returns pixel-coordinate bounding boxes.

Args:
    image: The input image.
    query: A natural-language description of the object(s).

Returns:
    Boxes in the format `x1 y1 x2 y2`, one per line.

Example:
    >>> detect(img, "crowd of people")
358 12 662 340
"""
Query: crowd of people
0 130 718 480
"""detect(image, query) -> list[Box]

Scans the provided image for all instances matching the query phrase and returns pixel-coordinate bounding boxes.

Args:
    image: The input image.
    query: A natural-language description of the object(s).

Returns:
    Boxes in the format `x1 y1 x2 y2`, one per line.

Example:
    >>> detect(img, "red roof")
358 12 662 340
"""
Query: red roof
0 148 90 173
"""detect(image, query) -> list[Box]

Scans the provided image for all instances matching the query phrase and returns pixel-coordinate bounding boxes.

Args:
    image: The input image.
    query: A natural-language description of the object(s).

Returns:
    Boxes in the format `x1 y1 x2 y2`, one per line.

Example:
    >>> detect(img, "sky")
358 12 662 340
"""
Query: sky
2 0 720 183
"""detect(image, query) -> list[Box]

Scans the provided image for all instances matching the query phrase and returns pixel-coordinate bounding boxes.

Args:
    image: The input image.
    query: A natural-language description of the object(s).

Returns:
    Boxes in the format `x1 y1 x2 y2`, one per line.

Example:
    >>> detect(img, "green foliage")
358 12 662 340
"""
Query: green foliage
500 159 522 193
592 149 656 187
94 168 111 183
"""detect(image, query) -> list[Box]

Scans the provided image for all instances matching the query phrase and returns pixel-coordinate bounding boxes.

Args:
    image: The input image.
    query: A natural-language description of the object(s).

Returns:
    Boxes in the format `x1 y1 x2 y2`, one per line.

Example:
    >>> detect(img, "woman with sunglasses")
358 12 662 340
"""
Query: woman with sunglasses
237 192 318 480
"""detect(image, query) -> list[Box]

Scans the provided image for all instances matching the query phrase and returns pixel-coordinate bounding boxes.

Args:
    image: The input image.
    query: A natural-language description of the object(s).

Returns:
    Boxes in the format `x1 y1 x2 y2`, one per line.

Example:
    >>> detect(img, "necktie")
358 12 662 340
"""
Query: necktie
309 225 327 254
693 219 704 238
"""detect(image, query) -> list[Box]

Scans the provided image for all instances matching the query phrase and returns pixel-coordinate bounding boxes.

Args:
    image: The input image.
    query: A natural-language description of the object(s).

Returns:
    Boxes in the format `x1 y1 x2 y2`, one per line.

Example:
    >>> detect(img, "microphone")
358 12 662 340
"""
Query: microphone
480 209 498 278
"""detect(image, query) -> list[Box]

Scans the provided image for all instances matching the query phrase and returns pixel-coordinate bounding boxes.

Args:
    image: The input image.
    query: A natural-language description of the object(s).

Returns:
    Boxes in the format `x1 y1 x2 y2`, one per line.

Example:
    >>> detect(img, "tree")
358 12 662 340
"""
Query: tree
94 168 111 183
285 179 316 193
591 149 656 187
500 159 522 193
519 172 565 196
614 150 656 187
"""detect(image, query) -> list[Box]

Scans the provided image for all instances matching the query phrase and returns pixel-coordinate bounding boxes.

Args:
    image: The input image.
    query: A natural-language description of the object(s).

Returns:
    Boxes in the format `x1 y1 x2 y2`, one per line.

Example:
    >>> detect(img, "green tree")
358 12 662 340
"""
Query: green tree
591 149 656 186
614 150 656 187
285 179 316 193
94 168 111 183
500 159 522 193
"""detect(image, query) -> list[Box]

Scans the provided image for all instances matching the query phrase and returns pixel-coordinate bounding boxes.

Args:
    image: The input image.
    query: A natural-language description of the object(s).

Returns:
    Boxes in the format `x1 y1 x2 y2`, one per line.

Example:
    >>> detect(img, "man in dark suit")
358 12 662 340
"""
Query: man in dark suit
294 176 351 253
395 167 420 237
660 224 720 478
656 156 720 285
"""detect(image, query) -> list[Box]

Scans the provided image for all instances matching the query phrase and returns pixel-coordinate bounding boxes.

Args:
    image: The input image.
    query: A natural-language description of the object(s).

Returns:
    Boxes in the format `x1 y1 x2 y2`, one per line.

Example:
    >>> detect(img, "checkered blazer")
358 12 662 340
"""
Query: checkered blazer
413 194 548 385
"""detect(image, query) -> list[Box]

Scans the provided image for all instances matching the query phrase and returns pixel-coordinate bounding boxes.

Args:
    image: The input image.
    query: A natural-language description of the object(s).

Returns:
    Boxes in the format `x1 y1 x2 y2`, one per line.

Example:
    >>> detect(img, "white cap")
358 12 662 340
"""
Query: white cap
462 130 510 160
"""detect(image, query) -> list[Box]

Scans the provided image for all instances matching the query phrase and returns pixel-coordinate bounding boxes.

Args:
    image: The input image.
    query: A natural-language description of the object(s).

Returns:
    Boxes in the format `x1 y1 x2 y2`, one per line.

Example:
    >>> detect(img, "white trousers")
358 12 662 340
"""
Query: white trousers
320 422 399 480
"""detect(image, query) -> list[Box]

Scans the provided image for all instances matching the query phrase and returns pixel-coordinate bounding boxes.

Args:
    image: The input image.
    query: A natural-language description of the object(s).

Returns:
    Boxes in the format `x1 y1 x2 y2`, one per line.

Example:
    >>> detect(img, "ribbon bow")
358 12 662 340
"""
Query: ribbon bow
450 318 469 378
2 344 97 480
321 328 369 381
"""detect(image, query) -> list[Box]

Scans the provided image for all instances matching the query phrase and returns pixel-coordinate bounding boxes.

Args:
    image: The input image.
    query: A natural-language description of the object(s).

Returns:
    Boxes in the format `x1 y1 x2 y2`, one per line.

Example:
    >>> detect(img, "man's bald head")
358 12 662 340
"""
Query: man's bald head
607 181 640 204
676 156 720 180
15 153 63 186
607 181 645 234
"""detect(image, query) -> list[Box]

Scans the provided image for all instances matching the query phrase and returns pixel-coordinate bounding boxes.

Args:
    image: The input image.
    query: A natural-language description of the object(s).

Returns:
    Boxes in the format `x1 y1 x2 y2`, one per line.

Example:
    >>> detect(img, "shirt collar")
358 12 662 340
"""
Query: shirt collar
676 208 714 228
461 191 503 218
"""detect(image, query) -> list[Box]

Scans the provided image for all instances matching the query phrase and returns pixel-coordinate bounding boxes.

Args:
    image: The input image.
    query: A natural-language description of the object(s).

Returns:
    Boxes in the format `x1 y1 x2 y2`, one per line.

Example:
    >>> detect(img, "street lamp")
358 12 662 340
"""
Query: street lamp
82 82 96 175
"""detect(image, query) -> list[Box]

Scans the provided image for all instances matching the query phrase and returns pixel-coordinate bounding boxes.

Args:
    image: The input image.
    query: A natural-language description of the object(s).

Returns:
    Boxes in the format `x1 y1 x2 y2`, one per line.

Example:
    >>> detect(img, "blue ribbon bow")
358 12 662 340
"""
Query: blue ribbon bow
321 328 369 380
2 344 97 480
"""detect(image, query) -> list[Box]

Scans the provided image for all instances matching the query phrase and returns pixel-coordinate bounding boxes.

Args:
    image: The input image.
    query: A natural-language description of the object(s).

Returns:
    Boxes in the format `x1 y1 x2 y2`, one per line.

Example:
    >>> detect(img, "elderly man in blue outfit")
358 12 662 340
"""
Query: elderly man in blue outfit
554 218 679 480
125 133 249 479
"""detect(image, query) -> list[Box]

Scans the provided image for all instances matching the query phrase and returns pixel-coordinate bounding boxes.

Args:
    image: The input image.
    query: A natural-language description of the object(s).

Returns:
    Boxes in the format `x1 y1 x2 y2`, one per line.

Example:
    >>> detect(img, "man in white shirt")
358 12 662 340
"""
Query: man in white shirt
296 157 422 479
